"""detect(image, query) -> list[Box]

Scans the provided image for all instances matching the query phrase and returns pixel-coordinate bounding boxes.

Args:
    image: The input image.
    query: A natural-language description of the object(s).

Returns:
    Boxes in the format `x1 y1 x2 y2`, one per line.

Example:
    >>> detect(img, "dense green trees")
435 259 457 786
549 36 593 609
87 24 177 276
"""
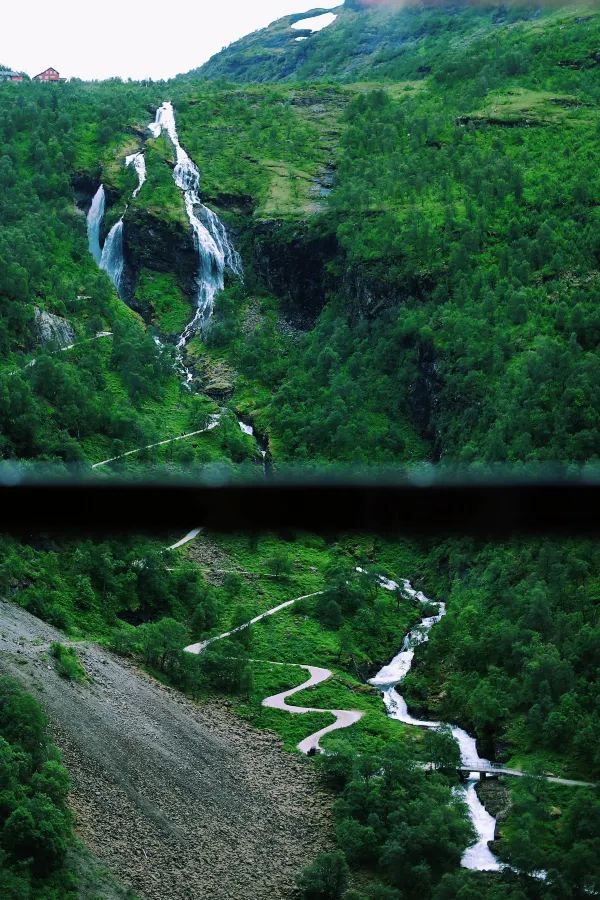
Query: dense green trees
0 678 75 894
297 851 349 900
307 743 473 899
402 539 600 777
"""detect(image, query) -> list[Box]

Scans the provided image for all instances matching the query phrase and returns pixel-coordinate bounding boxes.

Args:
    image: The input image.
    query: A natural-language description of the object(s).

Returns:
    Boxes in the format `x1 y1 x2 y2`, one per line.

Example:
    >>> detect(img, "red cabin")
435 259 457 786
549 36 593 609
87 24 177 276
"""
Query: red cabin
34 67 60 82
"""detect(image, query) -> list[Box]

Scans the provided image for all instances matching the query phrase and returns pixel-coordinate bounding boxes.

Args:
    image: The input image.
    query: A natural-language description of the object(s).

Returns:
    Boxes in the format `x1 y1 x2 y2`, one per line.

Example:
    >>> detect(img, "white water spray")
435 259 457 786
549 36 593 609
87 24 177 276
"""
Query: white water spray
87 147 146 294
126 151 147 197
148 101 242 337
100 219 125 296
87 185 106 264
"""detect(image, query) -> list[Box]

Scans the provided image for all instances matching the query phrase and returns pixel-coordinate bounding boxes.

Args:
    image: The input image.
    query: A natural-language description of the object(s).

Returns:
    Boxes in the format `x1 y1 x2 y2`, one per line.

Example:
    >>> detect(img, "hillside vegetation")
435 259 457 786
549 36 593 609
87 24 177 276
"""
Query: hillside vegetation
0 1 599 898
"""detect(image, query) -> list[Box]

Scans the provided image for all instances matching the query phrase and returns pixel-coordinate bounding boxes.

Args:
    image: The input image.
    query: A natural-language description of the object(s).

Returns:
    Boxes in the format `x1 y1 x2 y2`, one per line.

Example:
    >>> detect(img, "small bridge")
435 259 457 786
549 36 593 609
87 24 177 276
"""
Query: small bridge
459 766 596 788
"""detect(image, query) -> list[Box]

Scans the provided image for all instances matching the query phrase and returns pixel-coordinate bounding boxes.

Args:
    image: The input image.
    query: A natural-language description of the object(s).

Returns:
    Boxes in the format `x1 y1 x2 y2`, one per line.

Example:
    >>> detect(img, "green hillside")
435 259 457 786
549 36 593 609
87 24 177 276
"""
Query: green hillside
0 2 599 897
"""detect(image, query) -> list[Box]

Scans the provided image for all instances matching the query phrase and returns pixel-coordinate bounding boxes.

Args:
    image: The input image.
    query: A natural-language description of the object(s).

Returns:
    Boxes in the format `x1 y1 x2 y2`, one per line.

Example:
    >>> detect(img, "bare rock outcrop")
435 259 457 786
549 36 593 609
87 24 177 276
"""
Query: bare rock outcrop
34 307 76 349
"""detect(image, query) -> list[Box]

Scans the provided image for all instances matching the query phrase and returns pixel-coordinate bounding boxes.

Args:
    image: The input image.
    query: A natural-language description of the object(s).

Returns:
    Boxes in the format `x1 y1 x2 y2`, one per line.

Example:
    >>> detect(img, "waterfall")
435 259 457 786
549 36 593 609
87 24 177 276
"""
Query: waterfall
126 152 147 197
87 149 146 295
148 101 242 334
87 185 106 264
100 219 125 296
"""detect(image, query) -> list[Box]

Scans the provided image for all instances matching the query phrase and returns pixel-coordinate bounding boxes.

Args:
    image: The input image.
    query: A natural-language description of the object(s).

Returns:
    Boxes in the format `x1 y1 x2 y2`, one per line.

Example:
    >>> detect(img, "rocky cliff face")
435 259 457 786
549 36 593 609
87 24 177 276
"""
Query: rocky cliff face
71 171 101 213
250 221 338 325
123 207 198 311
33 308 75 349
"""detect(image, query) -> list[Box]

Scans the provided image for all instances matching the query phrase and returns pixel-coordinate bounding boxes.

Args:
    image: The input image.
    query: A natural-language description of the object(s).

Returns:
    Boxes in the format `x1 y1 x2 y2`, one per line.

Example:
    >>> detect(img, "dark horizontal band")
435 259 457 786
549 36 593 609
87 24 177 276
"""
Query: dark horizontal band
0 476 597 537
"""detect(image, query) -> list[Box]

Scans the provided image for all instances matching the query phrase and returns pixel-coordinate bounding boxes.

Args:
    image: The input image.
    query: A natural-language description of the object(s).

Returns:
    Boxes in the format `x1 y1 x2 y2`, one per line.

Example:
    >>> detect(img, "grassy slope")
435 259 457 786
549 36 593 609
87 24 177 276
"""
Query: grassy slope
173 84 348 219
169 531 429 755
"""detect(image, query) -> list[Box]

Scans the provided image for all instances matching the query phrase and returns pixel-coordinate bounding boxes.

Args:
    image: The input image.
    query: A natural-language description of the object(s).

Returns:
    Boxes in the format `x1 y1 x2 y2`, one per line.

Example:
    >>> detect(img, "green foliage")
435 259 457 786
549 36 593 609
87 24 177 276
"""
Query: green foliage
423 726 462 773
197 641 253 697
500 778 600 894
402 539 600 776
174 85 345 218
134 269 192 335
0 678 75 892
297 850 349 900
318 743 473 899
50 643 88 682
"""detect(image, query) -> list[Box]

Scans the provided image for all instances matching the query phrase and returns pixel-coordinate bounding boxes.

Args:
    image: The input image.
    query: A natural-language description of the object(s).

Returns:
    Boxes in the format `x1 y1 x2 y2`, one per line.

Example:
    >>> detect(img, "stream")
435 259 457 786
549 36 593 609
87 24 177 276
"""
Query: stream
368 578 502 871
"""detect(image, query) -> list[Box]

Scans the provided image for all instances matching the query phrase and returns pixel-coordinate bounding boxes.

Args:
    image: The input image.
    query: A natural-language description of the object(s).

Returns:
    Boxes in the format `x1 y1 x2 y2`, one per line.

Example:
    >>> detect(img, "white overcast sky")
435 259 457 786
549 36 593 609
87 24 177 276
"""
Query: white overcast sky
1 0 342 81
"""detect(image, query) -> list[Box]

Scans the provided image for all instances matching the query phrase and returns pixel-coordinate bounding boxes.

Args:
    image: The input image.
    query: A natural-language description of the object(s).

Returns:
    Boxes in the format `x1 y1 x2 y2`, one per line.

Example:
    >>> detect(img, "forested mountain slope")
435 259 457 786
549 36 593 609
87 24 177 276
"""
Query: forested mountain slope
192 0 600 84
0 2 599 898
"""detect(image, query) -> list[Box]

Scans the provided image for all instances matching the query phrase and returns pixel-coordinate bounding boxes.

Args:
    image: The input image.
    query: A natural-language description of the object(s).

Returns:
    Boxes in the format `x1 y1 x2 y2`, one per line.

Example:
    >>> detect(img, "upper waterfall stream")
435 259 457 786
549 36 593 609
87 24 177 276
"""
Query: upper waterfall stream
148 101 242 340
87 185 106 264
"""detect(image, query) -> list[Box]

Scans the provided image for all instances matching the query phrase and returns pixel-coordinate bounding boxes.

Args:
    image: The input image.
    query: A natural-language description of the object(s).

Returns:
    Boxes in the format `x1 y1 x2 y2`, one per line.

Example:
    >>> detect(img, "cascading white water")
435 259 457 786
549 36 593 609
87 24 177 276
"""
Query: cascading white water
126 151 147 197
148 101 242 336
369 579 503 872
100 219 125 296
87 185 106 264
87 148 147 295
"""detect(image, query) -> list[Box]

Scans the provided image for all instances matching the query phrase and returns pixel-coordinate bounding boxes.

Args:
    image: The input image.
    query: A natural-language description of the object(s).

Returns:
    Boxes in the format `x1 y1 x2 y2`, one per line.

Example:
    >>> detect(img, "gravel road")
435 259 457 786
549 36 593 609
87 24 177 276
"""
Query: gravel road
0 601 332 899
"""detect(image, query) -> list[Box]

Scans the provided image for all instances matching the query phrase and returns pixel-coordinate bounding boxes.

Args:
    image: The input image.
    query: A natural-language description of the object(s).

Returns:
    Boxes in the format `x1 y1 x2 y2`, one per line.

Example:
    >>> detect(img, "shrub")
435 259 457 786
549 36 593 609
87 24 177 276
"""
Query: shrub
297 851 350 900
50 643 88 682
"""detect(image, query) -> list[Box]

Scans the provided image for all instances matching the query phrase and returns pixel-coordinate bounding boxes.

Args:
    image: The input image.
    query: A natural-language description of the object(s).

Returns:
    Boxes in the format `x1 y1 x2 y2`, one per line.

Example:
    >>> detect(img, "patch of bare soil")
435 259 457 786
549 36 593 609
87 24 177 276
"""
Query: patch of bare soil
0 601 332 900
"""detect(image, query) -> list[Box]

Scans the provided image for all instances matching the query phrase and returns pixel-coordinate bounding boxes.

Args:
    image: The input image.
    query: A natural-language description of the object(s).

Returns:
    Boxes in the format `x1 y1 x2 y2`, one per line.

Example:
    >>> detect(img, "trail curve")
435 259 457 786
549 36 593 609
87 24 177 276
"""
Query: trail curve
184 590 364 752
92 416 220 469
262 664 363 754
7 331 113 377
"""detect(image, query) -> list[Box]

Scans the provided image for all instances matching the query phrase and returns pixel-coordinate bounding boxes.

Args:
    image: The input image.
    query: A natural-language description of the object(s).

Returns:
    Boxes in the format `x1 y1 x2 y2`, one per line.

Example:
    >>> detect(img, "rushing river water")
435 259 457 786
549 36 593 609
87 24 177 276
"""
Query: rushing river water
369 578 502 872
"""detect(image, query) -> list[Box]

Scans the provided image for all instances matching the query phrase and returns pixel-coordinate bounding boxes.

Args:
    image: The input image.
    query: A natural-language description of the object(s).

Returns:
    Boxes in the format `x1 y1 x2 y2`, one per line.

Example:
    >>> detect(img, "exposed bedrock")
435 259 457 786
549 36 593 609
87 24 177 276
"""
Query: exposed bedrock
33 307 76 349
250 220 338 324
124 207 198 301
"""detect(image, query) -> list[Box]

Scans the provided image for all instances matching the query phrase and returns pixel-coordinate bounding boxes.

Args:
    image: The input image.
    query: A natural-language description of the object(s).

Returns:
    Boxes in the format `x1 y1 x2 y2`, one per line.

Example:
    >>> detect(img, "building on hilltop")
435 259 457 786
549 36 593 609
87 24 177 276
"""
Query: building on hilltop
34 67 60 82
0 70 24 83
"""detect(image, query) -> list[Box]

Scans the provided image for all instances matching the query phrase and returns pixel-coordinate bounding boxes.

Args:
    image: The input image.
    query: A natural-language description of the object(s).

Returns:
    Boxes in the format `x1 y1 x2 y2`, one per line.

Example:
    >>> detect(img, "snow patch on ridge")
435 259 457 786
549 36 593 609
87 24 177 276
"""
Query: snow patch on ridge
291 13 337 33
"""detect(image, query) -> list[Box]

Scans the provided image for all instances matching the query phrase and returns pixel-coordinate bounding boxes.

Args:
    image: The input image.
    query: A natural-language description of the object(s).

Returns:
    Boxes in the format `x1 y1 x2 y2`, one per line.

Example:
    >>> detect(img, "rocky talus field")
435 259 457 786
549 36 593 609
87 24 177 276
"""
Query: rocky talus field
0 601 332 899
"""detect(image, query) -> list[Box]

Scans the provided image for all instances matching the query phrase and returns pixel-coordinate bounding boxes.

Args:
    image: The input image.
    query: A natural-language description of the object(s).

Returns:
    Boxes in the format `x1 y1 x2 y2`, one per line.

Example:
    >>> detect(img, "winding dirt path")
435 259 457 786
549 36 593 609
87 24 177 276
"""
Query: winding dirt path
7 331 113 377
262 664 363 754
184 591 364 752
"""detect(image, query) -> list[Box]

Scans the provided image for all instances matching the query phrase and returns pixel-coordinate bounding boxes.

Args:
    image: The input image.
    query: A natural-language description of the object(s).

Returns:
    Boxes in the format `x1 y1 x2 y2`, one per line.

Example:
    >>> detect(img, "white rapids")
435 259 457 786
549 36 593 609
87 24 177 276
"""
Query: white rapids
126 151 147 197
369 579 503 873
148 101 242 335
